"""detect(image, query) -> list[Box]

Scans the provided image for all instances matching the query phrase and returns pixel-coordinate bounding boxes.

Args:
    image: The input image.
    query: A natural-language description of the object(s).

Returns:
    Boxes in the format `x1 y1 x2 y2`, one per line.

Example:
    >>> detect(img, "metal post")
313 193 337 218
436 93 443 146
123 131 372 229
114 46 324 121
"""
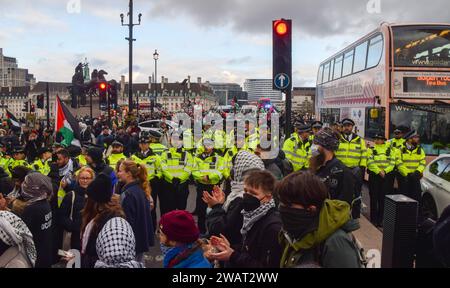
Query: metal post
46 82 50 129
128 0 133 113
107 87 111 127
90 89 93 119
285 89 292 137
121 0 141 114
136 90 140 116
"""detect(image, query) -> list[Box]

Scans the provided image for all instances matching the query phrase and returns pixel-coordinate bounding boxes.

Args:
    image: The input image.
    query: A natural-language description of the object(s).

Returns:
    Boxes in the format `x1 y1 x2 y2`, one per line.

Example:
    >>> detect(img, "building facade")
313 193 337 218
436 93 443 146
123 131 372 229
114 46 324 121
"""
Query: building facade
243 79 282 103
120 76 219 113
0 48 36 88
292 87 316 115
208 83 248 105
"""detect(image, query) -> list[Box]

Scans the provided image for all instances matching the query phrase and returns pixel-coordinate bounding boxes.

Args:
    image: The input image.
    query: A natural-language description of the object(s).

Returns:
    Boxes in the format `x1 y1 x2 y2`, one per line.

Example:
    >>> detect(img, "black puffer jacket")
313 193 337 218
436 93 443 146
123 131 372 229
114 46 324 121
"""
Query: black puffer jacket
206 197 243 249
0 167 13 196
229 208 283 268
57 185 87 250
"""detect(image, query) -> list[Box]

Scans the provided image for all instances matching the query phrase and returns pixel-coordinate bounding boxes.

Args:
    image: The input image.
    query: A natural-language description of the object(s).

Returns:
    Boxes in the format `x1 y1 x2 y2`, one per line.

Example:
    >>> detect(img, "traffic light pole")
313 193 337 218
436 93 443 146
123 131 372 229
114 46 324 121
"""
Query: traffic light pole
90 89 93 119
285 89 292 137
107 88 111 127
46 82 50 129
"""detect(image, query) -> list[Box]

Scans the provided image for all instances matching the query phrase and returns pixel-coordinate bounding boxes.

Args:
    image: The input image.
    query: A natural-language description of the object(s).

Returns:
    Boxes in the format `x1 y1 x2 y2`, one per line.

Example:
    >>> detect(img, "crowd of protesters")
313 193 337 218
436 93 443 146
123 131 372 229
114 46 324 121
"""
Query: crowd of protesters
0 107 449 269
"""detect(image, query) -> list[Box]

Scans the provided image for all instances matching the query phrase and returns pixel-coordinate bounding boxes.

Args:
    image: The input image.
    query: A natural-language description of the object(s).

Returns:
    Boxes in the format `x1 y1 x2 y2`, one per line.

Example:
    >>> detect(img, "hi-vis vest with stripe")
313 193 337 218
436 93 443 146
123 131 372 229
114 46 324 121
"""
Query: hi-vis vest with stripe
32 159 51 175
396 146 426 177
367 144 396 174
192 153 226 185
282 135 311 171
336 135 368 168
159 148 194 184
107 153 126 170
149 143 167 156
131 153 161 181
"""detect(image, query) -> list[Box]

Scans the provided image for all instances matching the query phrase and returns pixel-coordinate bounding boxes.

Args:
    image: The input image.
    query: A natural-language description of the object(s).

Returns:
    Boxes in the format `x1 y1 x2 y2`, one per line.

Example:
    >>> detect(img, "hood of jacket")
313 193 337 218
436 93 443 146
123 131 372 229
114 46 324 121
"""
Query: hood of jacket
280 199 358 253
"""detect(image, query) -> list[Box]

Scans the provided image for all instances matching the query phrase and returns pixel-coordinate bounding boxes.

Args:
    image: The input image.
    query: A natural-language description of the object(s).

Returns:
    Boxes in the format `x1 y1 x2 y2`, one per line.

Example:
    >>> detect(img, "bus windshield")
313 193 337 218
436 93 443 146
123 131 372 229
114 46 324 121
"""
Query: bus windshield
393 26 450 68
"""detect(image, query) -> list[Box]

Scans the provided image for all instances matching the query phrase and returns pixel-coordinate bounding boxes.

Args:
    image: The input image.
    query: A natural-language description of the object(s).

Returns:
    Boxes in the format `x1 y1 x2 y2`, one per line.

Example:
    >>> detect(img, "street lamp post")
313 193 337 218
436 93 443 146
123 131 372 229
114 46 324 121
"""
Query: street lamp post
153 49 159 116
120 0 142 114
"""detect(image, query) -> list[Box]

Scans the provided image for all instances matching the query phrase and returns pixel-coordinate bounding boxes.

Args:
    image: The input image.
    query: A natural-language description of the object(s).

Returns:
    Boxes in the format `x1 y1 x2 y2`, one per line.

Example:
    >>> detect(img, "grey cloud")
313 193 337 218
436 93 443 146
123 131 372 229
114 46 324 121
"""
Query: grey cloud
148 0 450 37
120 65 141 75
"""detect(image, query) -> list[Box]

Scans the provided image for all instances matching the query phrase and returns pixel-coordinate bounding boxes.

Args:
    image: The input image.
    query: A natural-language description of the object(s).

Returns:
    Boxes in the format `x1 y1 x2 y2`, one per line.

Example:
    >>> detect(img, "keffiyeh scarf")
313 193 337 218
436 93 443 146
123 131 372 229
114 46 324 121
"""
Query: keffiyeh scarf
240 198 276 237
94 217 144 268
0 211 36 267
222 151 265 211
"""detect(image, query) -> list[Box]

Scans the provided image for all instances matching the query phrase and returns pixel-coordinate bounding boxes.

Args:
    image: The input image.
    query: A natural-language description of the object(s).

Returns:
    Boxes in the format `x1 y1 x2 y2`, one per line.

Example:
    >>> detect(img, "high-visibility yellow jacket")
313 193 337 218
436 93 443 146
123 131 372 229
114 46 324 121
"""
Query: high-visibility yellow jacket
131 152 161 181
308 134 315 142
336 134 368 168
367 143 396 175
223 146 238 179
31 159 51 175
0 156 13 176
246 128 260 151
396 146 426 177
388 138 406 150
107 153 126 170
192 153 226 185
8 159 30 172
282 135 311 171
75 155 87 167
159 148 194 184
150 143 167 156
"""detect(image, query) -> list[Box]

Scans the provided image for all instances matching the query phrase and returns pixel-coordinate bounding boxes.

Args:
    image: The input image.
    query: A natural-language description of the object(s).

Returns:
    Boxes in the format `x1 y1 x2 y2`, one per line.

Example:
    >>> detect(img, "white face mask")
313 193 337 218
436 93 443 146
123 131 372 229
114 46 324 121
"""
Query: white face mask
310 144 321 157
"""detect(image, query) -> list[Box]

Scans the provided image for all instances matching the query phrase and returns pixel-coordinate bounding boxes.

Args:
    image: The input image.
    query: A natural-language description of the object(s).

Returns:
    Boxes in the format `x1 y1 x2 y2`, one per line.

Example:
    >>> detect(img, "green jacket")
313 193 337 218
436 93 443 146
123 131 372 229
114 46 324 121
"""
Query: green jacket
279 200 362 268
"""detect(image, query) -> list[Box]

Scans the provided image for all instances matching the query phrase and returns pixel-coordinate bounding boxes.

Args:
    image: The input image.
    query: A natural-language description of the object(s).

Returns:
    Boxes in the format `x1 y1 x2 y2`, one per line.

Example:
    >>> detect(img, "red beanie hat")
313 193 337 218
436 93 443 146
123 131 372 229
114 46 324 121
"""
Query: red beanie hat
159 210 200 244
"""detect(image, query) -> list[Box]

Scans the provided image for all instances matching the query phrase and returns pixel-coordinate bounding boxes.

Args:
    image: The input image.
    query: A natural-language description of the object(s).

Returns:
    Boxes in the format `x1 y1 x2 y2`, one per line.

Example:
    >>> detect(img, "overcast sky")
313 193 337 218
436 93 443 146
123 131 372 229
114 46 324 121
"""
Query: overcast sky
0 0 449 87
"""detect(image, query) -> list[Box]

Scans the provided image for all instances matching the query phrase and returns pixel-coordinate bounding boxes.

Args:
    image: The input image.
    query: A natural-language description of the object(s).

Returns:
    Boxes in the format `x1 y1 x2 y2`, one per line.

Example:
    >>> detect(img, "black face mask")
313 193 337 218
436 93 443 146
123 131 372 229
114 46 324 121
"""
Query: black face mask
242 193 261 212
279 206 319 240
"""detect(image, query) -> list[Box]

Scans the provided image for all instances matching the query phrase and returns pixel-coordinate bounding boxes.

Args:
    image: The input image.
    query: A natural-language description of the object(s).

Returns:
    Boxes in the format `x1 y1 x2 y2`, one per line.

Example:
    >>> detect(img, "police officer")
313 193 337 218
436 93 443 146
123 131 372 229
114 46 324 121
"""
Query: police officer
311 128 356 206
389 127 407 150
107 140 127 170
8 146 29 173
282 122 312 172
336 118 367 219
397 130 426 203
75 146 88 167
367 134 396 227
131 134 162 231
192 138 226 234
147 130 167 156
32 147 52 175
159 134 195 215
309 121 323 142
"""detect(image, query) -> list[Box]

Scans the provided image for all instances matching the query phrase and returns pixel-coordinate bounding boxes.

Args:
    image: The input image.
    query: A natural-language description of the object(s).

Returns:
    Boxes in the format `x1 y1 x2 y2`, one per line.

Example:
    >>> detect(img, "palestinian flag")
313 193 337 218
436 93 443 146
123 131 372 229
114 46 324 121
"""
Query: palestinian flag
55 95 81 147
5 109 20 128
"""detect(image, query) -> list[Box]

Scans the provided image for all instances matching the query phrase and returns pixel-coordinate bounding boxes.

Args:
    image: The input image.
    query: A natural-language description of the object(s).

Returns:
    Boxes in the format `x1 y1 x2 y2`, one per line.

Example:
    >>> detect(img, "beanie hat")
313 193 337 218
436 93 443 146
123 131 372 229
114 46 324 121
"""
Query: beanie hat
86 173 112 204
313 128 340 152
87 147 104 163
159 210 199 244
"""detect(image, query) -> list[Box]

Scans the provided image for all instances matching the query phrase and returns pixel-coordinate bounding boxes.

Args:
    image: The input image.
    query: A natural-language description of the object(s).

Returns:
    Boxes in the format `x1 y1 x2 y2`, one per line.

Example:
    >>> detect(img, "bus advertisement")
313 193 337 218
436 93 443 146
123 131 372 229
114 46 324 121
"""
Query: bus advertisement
316 23 450 155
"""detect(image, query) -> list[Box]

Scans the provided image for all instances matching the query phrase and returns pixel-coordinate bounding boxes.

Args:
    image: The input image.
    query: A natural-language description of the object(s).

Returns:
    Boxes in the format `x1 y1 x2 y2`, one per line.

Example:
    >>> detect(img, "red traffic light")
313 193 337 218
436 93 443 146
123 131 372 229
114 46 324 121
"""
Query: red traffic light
99 82 107 90
274 20 288 36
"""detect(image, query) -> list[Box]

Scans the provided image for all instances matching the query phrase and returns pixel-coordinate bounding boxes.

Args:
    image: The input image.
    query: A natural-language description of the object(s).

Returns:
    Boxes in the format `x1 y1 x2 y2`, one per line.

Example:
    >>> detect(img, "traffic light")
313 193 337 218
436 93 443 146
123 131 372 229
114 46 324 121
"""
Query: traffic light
22 101 29 112
37 94 45 109
30 104 35 113
272 19 292 91
108 80 118 109
98 81 108 110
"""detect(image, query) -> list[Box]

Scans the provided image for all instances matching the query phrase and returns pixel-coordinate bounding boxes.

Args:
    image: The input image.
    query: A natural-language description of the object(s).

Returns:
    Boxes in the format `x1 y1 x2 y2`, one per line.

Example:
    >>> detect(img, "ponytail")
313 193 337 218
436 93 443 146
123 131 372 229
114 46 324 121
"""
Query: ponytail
138 163 151 201
120 160 151 201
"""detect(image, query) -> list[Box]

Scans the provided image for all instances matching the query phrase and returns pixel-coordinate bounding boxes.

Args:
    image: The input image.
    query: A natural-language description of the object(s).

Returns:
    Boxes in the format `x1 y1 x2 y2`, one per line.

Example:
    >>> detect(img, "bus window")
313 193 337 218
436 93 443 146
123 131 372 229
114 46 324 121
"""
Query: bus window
390 104 450 155
367 35 383 68
393 26 450 67
317 65 324 84
333 54 343 80
342 49 354 76
323 62 331 82
354 41 368 73
365 107 385 139
320 108 340 125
